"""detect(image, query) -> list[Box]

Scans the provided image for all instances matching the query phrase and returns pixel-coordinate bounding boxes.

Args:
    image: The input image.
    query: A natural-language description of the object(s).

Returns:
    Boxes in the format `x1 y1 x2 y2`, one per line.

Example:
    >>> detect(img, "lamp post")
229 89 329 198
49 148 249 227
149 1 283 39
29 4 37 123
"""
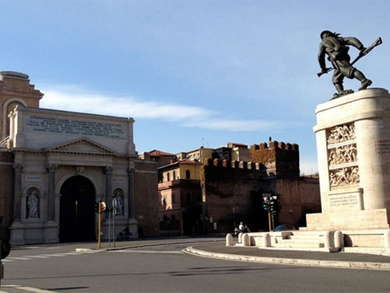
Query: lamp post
262 193 279 231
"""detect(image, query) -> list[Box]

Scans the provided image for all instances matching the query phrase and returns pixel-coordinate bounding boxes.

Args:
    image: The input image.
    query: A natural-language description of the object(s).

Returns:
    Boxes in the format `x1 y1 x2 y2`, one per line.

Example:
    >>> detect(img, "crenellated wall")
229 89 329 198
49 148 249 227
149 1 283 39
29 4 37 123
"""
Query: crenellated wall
202 156 320 233
249 140 299 177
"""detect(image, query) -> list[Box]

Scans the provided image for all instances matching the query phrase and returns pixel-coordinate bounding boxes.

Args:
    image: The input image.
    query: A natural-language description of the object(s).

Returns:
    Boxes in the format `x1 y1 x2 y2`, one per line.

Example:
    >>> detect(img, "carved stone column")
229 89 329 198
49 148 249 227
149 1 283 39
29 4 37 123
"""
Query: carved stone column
13 163 23 221
127 167 136 218
47 164 57 221
104 166 113 206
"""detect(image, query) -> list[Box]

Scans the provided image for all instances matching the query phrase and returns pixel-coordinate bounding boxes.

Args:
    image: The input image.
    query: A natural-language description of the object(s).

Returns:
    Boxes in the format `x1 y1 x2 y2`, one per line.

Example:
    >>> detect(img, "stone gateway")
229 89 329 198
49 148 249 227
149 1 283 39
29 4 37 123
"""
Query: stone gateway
0 71 160 245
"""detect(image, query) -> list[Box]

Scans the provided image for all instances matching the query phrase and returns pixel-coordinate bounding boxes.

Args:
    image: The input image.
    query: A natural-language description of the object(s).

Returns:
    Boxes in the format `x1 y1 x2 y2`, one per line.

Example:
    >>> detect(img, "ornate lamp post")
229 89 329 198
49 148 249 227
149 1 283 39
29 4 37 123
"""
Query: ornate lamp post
262 193 279 231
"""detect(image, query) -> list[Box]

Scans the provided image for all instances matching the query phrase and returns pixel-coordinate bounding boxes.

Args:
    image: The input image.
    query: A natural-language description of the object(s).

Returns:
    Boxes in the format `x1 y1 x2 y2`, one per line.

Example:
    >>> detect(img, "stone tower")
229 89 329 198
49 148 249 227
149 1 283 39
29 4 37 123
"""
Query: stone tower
0 71 43 139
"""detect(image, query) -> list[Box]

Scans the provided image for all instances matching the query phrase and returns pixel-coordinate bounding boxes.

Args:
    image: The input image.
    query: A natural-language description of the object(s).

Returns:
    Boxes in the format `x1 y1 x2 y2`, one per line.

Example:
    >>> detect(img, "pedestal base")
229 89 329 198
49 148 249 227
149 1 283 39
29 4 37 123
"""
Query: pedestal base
306 209 390 230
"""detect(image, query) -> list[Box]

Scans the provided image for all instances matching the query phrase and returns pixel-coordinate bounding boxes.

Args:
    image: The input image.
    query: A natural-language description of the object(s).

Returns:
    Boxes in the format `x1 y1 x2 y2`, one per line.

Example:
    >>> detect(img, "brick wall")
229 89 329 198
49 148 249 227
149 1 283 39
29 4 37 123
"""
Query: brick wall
134 160 160 237
249 141 299 177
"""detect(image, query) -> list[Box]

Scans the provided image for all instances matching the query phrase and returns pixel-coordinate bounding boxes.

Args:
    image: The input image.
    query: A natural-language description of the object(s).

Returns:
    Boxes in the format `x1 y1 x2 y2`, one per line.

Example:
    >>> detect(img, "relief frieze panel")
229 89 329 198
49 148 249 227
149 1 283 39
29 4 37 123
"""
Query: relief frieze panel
327 123 355 145
328 144 357 166
329 166 360 188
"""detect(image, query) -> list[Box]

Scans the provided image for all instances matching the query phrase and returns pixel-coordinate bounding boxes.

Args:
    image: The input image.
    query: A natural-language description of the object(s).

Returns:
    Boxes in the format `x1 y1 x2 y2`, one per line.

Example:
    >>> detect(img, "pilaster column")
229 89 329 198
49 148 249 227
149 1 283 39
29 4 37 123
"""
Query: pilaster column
47 164 57 221
104 166 113 206
127 167 136 218
13 163 23 221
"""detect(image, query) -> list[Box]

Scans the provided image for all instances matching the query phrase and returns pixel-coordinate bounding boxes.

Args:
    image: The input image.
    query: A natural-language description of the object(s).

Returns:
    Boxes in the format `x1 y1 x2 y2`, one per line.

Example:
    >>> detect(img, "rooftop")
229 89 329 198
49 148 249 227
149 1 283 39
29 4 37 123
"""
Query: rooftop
0 71 29 80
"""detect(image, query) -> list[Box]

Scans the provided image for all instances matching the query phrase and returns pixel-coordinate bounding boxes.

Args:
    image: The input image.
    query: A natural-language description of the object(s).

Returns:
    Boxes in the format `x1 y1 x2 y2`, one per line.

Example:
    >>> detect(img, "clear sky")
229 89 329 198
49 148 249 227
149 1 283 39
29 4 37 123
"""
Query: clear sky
1 1 389 174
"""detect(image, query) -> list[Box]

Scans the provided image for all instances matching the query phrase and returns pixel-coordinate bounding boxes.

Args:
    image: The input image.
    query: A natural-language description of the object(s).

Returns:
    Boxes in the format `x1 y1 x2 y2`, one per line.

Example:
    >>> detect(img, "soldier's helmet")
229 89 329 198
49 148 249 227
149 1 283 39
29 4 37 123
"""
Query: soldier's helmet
320 30 333 39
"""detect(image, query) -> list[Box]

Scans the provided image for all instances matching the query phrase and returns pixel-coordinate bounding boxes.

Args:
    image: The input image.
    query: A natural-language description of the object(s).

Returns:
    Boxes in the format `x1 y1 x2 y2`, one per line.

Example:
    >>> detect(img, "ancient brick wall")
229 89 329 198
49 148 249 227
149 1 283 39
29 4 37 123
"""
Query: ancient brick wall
134 160 160 237
249 141 299 177
203 158 320 232
275 177 321 227
203 159 267 233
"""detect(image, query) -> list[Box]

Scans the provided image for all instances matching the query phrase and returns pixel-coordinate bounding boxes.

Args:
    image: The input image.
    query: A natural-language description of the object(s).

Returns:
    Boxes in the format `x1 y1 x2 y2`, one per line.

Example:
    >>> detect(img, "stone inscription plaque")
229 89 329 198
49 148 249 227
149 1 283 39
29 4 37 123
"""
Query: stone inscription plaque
26 116 126 139
24 175 42 182
328 192 359 209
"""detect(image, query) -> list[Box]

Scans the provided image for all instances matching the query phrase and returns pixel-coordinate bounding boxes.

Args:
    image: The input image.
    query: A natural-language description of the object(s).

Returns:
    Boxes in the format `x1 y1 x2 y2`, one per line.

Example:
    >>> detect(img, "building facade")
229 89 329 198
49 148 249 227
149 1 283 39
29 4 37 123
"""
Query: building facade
0 71 159 245
157 141 320 235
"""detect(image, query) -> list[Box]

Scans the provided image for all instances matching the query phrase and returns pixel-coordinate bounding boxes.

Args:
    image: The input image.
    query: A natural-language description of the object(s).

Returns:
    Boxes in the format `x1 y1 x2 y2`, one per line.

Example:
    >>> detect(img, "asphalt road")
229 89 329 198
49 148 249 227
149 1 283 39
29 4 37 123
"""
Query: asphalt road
1 238 390 293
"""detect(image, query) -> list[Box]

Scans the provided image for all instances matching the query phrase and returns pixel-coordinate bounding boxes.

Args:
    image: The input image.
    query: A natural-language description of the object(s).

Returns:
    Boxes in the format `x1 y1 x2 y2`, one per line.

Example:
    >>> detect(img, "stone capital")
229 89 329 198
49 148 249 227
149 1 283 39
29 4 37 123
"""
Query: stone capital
46 164 58 173
104 166 113 175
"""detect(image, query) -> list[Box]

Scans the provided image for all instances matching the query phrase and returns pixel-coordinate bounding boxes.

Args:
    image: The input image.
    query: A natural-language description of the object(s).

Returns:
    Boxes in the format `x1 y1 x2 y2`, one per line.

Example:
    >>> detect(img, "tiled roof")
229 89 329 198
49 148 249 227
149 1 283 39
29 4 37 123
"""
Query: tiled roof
148 149 175 156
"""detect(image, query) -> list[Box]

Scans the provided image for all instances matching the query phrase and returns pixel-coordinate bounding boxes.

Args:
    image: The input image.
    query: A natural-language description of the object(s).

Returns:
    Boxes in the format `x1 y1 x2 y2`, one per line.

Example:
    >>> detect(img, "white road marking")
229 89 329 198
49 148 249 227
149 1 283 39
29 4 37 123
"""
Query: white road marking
1 285 58 293
2 260 12 263
7 257 31 261
113 249 183 254
24 256 49 259
14 286 57 293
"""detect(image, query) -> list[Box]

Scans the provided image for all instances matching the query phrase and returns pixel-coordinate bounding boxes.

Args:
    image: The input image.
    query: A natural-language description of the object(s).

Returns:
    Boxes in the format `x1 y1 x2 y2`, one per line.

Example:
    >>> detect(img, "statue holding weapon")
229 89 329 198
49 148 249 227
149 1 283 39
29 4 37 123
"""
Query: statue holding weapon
317 30 382 98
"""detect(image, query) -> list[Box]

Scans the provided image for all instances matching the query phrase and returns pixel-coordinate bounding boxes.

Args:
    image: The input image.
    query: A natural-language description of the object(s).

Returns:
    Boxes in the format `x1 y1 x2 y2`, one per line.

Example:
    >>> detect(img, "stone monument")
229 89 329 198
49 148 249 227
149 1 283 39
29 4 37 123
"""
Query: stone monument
306 89 390 230
306 32 390 248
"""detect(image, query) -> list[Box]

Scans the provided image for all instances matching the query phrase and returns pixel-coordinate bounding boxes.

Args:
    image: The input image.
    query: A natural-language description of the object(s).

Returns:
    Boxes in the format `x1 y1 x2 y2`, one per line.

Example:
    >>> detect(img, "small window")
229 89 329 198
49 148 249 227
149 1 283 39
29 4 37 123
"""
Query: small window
167 173 170 182
186 170 191 179
173 171 176 180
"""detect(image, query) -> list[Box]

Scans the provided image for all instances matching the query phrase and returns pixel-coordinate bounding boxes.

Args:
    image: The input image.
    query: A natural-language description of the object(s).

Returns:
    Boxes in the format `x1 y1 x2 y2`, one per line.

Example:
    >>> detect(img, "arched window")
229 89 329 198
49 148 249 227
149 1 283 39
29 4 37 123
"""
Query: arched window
186 170 191 179
5 101 24 137
112 188 125 216
167 172 170 182
26 187 40 219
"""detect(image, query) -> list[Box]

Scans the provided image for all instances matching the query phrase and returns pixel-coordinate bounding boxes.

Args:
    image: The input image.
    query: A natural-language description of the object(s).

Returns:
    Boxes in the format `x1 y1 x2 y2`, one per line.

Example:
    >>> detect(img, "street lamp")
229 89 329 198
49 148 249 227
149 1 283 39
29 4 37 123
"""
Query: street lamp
262 193 279 231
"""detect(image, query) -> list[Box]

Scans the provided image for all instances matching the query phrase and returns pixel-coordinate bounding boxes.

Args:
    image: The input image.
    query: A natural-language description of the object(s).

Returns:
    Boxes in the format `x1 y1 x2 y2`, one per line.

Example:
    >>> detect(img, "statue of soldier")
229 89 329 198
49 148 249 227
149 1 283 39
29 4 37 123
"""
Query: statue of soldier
318 30 372 98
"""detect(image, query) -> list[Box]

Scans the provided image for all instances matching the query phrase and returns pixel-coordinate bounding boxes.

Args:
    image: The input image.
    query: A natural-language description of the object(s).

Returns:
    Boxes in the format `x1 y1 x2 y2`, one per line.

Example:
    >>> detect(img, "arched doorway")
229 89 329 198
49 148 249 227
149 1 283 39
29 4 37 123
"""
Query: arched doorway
59 175 96 242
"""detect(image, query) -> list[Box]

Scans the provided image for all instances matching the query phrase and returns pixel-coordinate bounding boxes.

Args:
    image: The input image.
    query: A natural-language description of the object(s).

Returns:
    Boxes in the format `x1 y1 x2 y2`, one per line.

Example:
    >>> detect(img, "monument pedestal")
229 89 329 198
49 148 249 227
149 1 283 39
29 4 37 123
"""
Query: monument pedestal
306 88 390 247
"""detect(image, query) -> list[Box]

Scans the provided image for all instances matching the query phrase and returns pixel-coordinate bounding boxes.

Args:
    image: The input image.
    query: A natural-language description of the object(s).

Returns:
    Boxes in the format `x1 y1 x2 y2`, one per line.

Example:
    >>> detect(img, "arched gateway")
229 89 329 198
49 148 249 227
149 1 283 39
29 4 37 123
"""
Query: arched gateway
59 176 96 242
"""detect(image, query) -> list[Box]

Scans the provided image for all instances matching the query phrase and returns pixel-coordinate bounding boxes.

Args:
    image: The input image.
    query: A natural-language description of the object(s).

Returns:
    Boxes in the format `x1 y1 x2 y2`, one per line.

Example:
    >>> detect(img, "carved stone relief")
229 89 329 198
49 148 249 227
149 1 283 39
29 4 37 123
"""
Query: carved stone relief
328 144 357 165
329 166 360 188
327 123 355 145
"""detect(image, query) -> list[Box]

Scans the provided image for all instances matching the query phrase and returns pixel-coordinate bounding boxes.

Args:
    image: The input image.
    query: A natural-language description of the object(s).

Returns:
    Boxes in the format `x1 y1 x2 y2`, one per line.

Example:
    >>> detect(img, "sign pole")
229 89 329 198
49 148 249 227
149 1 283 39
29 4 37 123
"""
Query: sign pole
97 209 101 249
268 210 272 232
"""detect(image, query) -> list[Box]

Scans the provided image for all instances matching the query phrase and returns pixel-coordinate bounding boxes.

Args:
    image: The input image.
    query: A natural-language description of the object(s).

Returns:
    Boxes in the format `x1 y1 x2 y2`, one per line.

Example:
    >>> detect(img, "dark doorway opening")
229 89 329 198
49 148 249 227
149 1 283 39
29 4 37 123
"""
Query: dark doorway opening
60 175 96 242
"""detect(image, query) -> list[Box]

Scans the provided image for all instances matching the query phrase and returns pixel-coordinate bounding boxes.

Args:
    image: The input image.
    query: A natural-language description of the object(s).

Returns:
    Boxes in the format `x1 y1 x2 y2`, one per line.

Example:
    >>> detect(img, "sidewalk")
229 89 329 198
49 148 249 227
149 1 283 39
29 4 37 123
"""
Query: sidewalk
184 242 390 271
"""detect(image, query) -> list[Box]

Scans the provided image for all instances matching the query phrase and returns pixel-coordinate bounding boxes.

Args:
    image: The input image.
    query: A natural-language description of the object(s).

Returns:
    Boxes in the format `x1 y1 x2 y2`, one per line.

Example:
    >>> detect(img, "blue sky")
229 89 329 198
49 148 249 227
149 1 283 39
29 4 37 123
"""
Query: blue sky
1 1 389 174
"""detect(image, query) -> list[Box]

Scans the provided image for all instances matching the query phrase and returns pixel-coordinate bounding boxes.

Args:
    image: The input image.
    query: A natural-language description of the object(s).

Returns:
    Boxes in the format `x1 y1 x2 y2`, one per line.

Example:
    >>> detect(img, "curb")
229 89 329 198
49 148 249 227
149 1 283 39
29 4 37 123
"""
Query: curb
183 247 390 271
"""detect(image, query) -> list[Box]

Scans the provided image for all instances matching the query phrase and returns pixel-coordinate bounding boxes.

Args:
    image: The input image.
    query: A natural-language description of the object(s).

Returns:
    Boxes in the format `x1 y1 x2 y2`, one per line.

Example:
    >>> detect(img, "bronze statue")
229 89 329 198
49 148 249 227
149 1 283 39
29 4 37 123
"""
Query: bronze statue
317 31 382 98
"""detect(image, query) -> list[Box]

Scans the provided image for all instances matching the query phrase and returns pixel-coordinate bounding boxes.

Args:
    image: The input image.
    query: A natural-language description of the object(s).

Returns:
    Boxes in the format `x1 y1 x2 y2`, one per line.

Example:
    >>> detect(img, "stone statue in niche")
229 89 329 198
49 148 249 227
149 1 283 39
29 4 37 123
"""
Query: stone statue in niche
329 166 360 187
112 188 124 216
328 144 357 165
26 187 40 218
327 124 355 144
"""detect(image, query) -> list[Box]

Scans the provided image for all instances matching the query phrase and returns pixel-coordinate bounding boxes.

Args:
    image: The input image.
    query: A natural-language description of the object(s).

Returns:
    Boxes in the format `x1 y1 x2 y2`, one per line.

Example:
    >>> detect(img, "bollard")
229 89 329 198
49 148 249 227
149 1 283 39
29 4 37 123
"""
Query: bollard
264 233 271 247
242 233 251 247
226 233 234 247
334 231 344 251
238 232 243 243
324 231 335 252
